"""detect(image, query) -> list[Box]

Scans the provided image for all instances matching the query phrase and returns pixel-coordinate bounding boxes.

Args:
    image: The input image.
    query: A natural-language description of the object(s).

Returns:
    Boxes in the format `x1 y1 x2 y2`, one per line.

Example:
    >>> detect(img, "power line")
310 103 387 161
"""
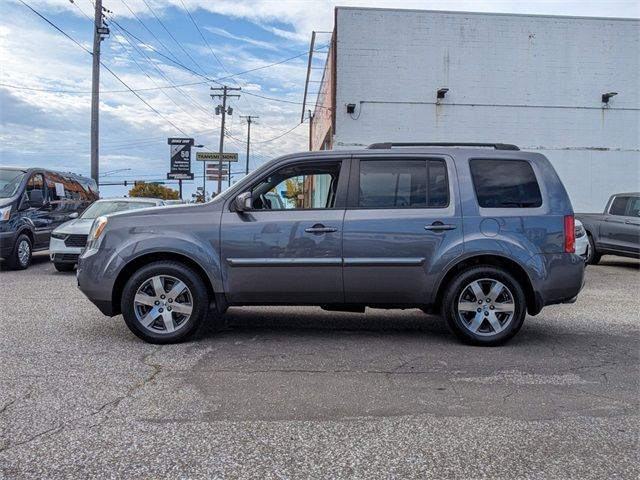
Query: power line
0 50 322 97
109 22 209 122
178 0 226 76
17 0 197 139
119 0 183 66
177 0 259 118
141 0 209 77
107 16 213 118
253 122 306 144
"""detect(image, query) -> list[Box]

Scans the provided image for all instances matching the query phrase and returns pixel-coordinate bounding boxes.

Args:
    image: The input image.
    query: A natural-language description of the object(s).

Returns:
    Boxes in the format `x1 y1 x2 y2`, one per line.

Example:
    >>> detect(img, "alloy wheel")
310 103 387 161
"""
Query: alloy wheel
457 278 515 336
133 275 193 334
17 239 30 267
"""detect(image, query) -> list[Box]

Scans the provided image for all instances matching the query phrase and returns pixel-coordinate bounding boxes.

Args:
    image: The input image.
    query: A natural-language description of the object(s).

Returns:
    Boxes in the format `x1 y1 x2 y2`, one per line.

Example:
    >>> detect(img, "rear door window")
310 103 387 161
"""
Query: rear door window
470 159 542 208
609 196 630 216
358 159 448 208
626 197 640 217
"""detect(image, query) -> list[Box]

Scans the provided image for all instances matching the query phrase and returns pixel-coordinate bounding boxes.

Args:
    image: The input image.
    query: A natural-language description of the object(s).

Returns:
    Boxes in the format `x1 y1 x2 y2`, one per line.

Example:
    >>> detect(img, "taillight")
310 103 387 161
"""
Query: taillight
564 215 575 253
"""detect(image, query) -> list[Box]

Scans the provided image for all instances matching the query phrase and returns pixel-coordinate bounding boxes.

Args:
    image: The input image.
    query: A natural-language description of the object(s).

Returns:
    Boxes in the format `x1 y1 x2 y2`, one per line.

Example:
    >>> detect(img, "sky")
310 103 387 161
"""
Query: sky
1 0 639 199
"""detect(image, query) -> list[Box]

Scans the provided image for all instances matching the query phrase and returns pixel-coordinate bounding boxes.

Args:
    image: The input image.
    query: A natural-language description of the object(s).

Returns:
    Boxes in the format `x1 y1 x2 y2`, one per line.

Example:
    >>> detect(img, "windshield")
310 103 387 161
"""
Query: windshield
0 168 26 198
80 200 157 219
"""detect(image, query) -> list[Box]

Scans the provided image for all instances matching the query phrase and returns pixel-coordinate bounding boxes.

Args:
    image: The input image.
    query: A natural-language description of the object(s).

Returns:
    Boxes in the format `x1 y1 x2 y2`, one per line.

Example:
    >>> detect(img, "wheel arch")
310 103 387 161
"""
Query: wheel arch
111 251 222 316
16 227 34 244
433 254 540 315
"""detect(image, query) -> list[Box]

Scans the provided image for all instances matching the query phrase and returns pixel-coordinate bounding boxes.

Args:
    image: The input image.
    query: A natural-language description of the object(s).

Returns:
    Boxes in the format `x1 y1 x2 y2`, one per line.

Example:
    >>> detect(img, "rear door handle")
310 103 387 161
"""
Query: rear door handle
425 222 457 231
305 224 338 234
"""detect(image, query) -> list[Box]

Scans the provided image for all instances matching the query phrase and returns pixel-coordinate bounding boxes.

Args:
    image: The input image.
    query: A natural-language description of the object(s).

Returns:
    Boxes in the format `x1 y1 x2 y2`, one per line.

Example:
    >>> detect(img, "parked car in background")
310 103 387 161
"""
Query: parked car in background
49 197 165 271
577 193 640 264
77 143 585 347
575 219 589 260
0 167 97 270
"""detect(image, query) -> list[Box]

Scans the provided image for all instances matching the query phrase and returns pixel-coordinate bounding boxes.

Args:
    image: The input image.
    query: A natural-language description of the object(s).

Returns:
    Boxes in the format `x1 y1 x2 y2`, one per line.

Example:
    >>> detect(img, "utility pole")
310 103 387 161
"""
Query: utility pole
240 115 258 175
211 86 240 194
90 0 104 189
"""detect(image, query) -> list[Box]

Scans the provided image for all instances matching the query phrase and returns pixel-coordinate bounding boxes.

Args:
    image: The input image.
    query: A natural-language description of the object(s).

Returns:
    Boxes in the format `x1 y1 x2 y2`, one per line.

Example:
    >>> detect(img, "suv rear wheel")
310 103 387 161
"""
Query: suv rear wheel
442 266 526 346
121 261 209 344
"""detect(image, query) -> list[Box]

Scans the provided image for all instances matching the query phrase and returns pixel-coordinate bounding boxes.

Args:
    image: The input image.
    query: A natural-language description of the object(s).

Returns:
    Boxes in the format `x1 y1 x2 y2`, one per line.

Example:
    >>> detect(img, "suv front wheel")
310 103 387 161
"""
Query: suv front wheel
442 266 526 346
121 261 209 344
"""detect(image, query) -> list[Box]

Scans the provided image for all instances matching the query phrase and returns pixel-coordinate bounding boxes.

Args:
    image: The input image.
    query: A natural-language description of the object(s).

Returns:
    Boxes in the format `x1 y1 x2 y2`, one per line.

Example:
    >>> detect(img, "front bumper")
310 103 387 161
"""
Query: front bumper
77 248 124 316
49 237 82 263
0 230 17 258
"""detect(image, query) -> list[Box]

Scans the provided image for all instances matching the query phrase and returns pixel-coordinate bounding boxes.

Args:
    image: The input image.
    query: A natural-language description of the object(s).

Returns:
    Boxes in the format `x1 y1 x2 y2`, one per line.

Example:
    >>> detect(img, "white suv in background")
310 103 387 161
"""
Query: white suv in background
49 197 165 271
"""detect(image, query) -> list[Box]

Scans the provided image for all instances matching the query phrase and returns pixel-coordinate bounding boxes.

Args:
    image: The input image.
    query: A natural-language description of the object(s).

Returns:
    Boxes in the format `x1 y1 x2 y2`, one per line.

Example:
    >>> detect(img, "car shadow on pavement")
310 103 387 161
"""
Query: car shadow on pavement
597 257 640 270
201 307 452 341
196 307 617 349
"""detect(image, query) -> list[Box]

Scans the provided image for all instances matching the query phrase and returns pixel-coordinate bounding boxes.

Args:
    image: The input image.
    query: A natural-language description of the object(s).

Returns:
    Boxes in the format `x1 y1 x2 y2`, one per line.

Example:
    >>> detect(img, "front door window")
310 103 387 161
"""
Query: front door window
251 163 341 210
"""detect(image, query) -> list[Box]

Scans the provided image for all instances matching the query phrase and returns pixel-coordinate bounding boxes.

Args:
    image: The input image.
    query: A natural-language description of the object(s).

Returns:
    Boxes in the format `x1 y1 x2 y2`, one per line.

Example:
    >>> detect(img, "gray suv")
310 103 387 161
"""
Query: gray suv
77 143 585 346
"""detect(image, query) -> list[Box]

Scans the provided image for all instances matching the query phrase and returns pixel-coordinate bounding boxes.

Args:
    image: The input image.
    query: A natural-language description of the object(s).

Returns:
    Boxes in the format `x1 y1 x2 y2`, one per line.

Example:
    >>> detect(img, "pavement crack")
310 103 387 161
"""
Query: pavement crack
0 424 64 453
0 389 33 417
502 391 515 403
0 398 19 416
0 349 163 453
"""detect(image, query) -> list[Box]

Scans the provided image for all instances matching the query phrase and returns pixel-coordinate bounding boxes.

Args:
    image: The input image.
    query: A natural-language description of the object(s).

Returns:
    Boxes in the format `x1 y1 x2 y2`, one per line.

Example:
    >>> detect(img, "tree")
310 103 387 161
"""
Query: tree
128 183 179 200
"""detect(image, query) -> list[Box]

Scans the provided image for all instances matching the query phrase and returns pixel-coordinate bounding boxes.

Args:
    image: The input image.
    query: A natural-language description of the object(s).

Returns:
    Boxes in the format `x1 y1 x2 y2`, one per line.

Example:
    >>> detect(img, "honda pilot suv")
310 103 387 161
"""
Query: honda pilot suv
77 143 585 346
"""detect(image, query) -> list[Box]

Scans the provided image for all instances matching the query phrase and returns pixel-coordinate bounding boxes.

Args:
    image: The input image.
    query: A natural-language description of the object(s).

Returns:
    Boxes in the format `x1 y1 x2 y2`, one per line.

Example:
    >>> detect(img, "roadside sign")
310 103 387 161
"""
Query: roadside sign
167 173 194 180
207 176 228 181
168 138 194 178
196 152 238 162
206 162 228 173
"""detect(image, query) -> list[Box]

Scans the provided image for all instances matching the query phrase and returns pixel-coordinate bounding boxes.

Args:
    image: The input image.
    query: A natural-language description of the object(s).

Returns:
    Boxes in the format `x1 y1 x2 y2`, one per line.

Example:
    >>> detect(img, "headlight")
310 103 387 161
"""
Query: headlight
574 224 586 238
83 216 108 256
0 206 11 221
51 232 67 240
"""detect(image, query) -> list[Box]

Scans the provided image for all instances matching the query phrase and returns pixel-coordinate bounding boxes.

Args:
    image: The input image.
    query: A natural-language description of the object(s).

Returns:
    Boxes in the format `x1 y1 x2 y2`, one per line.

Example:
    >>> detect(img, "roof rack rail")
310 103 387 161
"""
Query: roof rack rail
366 142 520 151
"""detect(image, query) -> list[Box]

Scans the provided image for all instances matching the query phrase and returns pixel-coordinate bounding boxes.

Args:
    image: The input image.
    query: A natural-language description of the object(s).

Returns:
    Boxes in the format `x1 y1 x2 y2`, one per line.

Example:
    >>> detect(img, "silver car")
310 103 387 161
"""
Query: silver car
49 197 164 271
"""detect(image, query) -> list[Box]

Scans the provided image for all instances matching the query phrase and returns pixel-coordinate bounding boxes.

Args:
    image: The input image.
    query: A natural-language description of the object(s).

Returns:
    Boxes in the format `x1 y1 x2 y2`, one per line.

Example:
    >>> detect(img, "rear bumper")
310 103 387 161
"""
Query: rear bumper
528 253 585 314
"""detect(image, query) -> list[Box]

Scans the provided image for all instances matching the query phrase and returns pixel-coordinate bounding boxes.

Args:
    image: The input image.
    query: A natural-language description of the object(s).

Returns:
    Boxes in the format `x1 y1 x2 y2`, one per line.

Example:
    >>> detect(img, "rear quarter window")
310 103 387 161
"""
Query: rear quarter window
470 159 542 208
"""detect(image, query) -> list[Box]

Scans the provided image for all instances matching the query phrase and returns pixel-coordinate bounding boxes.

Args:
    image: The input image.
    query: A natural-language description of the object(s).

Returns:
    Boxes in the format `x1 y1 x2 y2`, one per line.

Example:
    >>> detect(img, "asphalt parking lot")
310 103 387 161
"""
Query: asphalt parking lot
0 254 638 479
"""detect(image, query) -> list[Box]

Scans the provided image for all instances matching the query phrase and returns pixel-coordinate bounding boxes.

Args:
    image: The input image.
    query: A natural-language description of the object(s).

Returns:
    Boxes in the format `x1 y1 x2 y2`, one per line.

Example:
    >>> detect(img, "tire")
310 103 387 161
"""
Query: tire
54 262 75 272
586 234 601 265
442 266 527 346
6 234 32 270
121 261 210 344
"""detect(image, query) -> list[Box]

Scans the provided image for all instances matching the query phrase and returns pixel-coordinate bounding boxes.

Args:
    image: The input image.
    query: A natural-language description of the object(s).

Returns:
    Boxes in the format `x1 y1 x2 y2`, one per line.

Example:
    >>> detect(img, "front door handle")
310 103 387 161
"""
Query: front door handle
425 222 457 231
305 224 338 234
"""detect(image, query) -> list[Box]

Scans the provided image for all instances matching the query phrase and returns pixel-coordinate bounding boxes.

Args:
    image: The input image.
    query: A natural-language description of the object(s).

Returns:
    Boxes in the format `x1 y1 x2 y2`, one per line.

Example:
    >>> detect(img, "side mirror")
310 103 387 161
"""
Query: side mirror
68 212 79 219
234 192 252 212
28 190 44 208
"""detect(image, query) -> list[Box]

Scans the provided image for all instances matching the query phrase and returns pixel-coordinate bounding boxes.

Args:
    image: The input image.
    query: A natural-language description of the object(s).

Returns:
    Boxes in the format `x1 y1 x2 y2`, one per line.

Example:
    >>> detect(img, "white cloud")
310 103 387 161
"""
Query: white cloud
203 26 280 51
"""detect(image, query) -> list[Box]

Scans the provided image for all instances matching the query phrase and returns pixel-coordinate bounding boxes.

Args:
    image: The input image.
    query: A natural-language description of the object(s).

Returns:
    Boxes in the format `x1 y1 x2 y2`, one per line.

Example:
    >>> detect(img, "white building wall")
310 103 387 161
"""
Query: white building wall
332 8 640 212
